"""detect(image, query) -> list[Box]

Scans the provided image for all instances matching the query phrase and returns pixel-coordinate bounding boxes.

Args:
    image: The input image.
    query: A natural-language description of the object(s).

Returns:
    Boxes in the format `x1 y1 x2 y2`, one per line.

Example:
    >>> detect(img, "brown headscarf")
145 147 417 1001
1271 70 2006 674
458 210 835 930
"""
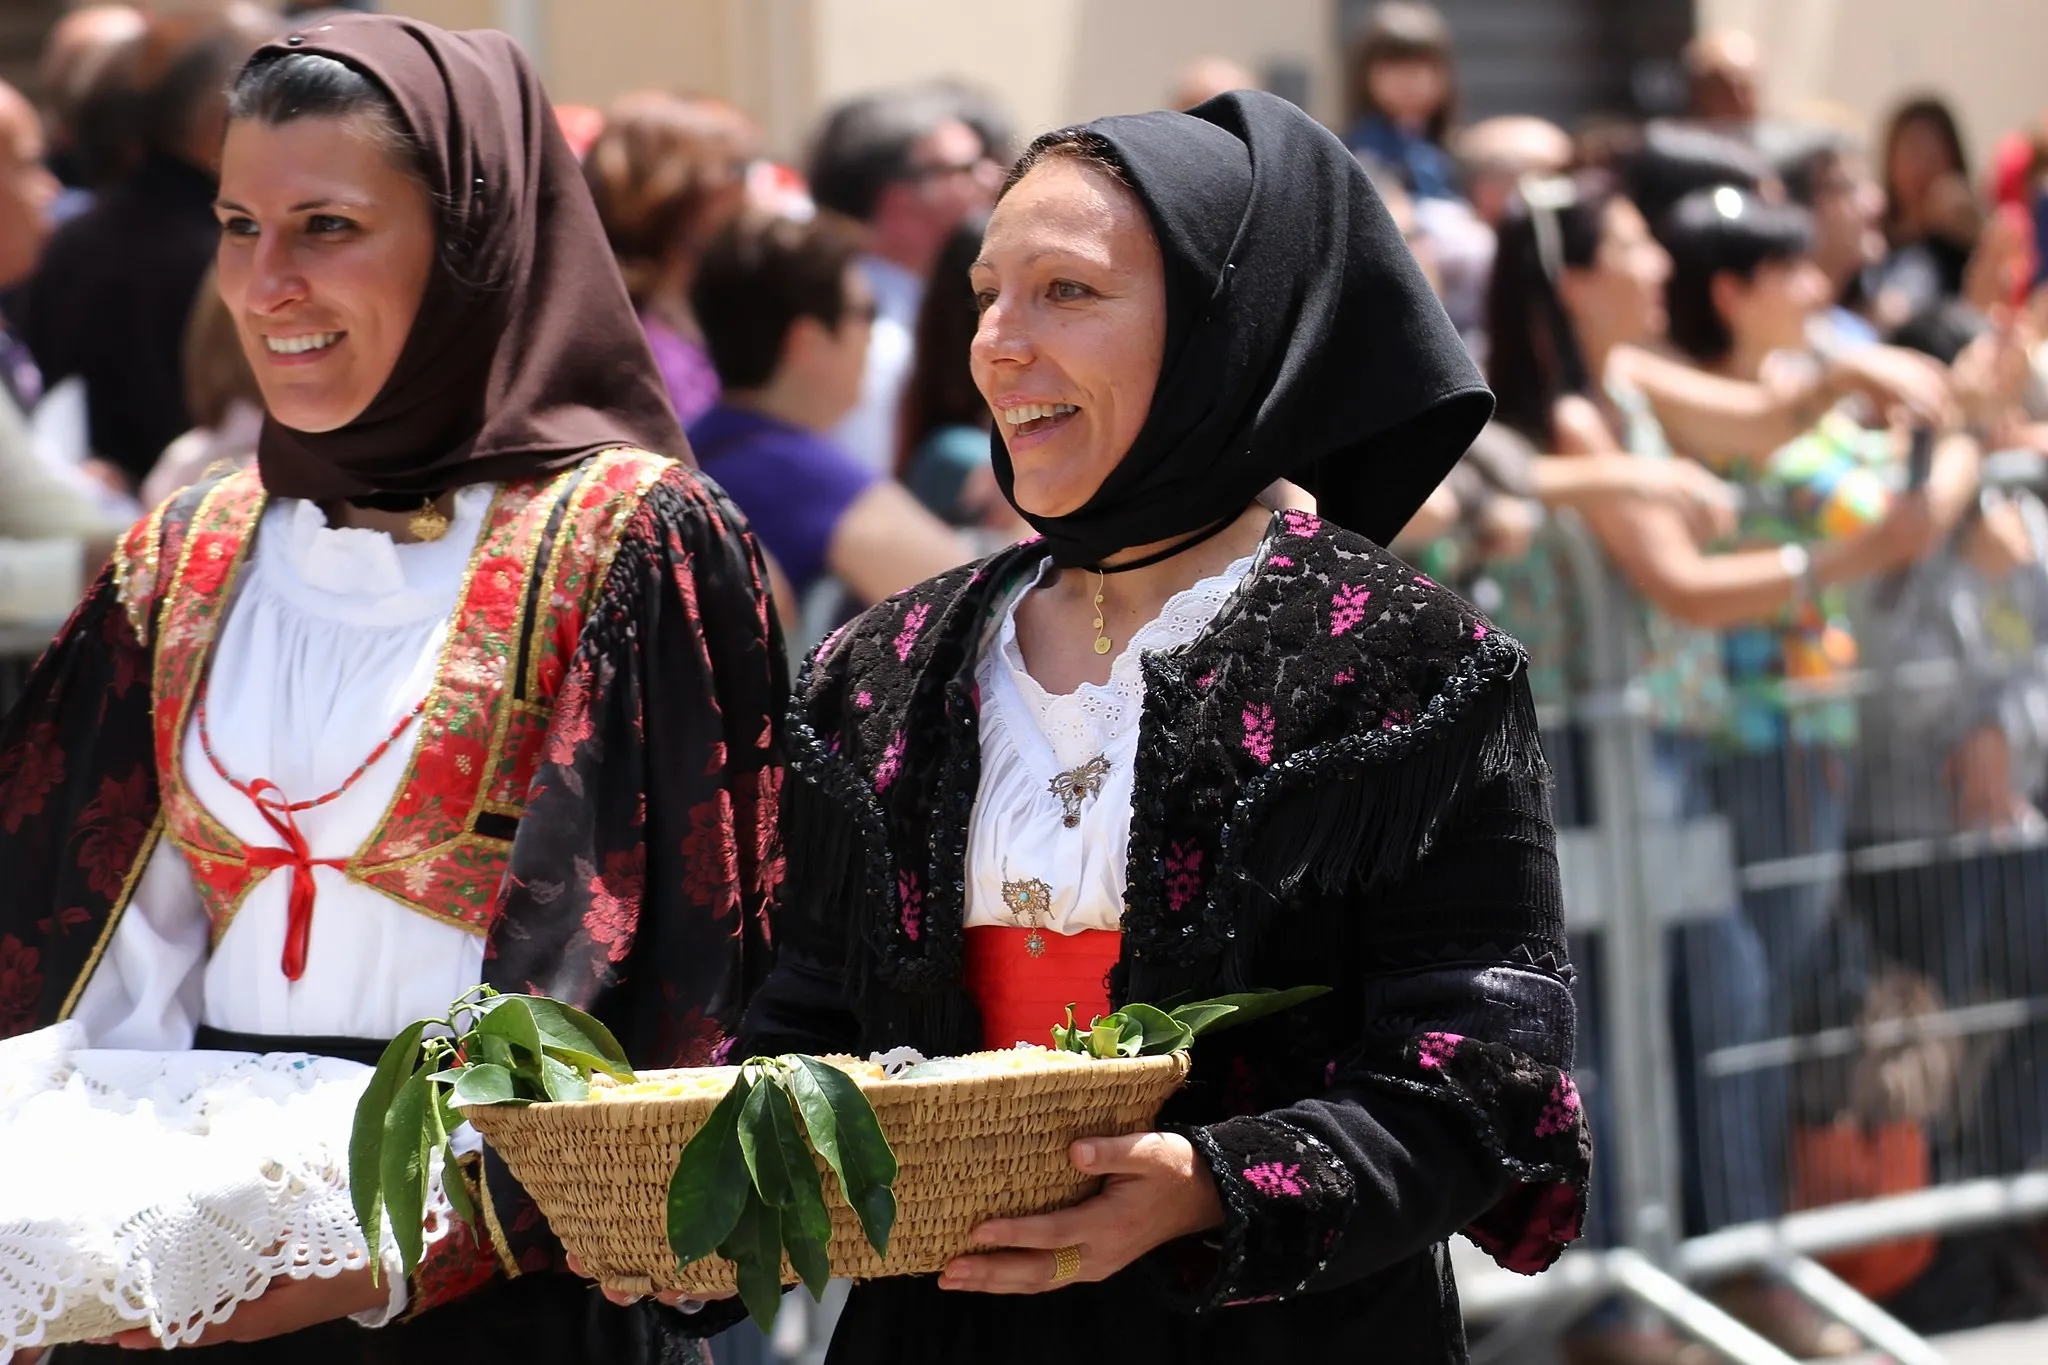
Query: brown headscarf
248 15 688 501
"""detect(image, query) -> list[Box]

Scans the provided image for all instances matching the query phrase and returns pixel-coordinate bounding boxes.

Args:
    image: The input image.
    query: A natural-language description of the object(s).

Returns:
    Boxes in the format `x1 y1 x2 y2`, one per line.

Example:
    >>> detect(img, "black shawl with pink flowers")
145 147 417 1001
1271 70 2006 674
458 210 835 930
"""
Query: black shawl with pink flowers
0 462 784 1362
731 509 1589 1364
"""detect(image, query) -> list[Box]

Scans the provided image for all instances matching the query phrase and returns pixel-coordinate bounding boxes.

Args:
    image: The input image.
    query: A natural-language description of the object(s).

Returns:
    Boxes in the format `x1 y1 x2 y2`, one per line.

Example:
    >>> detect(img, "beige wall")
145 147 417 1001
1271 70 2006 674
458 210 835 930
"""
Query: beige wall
1698 0 2048 166
392 0 1337 160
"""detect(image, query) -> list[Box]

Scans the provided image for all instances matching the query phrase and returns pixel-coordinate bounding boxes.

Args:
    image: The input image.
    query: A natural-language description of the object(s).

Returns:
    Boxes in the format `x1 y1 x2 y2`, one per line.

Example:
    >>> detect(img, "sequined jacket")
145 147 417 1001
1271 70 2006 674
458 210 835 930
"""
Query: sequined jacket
733 510 1591 1364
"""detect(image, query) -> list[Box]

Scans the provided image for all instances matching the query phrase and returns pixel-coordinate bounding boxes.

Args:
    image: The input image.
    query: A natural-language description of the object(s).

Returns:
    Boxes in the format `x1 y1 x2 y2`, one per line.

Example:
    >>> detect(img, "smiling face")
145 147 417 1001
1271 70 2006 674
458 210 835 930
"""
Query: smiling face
214 113 438 433
1560 197 1672 347
969 156 1167 519
1719 255 1833 356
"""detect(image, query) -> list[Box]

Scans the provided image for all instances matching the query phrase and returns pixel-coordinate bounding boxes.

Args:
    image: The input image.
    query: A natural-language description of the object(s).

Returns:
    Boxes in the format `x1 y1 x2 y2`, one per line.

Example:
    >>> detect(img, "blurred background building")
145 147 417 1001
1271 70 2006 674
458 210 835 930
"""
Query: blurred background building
3 0 2043 168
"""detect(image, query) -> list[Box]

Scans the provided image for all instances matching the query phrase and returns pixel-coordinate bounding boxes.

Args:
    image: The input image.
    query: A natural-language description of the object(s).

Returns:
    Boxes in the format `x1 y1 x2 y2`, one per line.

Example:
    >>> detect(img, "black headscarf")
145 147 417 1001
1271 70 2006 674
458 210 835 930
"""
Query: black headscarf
991 90 1491 564
249 15 687 501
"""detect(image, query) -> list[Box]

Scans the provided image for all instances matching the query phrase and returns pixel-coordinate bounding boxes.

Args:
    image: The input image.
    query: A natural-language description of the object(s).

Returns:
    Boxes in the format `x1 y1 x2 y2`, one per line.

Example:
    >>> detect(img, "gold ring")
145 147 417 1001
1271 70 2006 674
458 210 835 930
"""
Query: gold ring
1050 1244 1083 1283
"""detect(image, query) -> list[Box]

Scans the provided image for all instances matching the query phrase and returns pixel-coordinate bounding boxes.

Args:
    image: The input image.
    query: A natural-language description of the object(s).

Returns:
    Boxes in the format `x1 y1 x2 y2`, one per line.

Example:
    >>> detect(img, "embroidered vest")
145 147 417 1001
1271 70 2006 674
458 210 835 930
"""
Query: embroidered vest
119 451 673 944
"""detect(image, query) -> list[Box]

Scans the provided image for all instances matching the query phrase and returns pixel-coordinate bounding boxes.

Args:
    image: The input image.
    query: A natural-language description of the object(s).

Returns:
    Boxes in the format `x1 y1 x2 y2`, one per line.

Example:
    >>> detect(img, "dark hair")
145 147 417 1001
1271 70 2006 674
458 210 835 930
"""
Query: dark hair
1483 171 1622 442
139 16 271 162
583 91 756 314
897 212 990 475
806 88 965 223
691 210 865 390
226 49 419 172
1345 1 1458 145
1622 119 1770 231
1761 124 1857 207
1660 187 1813 362
1881 96 1971 225
999 126 1131 202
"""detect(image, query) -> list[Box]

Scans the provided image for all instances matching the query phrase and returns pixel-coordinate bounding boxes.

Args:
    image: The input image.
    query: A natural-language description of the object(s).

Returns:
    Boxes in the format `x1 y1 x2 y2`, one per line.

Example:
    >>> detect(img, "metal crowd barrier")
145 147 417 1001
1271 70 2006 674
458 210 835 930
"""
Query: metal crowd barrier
1459 494 2048 1364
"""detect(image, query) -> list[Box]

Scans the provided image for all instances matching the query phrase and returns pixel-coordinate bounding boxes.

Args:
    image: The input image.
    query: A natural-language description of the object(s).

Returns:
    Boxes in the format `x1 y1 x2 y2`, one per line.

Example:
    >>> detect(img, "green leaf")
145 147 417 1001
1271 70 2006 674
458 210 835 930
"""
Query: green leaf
736 1078 798 1209
718 1193 785 1333
440 1139 477 1226
422 1080 478 1229
781 1204 831 1301
849 1184 897 1259
1051 1002 1087 1053
667 1075 754 1265
449 1062 518 1108
524 997 634 1080
788 1057 896 1256
1176 986 1332 1036
1164 1002 1239 1036
1088 1015 1125 1059
763 1078 832 1245
425 1068 468 1086
380 1067 434 1276
1116 1003 1195 1056
477 1034 517 1072
539 1052 591 1103
477 995 543 1063
349 1020 426 1283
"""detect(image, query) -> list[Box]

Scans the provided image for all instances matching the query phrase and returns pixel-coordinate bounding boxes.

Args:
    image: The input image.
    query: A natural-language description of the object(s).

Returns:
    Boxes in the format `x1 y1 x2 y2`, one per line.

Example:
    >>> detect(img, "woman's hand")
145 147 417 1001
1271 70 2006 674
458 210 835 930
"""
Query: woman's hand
937 1132 1222 1295
102 1266 387 1348
562 1252 736 1310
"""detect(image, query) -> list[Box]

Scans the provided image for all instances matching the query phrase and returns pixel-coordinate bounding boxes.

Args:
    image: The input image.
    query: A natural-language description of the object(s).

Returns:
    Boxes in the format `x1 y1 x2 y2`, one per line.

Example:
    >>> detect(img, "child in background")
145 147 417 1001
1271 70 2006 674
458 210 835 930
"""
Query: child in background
1343 2 1461 202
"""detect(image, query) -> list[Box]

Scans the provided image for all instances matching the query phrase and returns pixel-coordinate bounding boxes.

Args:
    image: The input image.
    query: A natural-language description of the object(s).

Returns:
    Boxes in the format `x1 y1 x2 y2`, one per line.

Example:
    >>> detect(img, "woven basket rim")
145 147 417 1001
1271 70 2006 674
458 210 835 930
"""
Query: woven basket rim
461 1050 1189 1121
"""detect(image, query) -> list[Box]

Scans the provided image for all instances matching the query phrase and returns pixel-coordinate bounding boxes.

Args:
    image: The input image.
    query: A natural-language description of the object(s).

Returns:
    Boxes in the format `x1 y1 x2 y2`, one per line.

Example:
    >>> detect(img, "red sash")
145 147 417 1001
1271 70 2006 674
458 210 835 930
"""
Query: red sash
962 925 1122 1052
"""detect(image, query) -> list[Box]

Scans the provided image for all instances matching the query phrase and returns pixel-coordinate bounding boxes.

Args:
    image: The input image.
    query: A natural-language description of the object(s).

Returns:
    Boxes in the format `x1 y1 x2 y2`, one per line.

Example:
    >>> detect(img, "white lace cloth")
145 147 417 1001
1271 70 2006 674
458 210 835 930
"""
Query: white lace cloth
0 1023 461 1359
963 551 1257 934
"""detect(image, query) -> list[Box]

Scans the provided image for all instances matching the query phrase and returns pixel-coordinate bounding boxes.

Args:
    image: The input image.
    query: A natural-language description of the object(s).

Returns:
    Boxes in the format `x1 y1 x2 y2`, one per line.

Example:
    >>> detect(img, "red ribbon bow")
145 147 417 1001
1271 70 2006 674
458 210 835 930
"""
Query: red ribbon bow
241 779 348 982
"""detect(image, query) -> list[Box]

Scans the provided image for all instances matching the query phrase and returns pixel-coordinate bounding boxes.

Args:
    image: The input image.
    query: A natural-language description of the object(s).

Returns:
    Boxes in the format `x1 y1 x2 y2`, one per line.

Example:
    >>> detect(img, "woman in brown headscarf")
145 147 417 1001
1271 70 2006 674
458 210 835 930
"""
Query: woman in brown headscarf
0 14 782 1362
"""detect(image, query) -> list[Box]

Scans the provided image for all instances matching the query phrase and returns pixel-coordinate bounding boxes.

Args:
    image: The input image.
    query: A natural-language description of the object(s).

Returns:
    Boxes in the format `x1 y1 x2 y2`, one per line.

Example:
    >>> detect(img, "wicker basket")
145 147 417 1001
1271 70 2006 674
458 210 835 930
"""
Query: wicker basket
464 1053 1190 1296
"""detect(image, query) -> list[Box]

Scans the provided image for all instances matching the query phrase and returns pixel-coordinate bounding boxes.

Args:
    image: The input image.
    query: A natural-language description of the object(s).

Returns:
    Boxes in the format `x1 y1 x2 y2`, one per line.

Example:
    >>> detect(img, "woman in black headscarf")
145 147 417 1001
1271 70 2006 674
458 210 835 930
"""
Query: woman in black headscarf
1 14 781 1362
702 91 1588 1362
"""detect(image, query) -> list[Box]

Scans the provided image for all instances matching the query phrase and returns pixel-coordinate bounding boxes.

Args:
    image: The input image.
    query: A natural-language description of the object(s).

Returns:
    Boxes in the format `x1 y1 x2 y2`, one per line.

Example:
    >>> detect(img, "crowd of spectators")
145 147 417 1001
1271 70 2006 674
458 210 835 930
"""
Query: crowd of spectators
3 3 2048 1359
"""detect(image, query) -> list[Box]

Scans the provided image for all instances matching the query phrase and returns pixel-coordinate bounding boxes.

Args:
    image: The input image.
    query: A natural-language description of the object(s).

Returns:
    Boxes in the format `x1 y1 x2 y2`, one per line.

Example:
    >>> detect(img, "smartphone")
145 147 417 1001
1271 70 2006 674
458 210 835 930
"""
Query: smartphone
1906 424 1935 490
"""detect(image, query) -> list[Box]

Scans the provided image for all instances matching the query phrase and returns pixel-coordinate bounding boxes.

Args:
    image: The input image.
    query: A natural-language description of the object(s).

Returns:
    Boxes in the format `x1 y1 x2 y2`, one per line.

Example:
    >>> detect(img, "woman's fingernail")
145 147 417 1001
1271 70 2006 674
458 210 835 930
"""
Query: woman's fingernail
1074 1141 1096 1167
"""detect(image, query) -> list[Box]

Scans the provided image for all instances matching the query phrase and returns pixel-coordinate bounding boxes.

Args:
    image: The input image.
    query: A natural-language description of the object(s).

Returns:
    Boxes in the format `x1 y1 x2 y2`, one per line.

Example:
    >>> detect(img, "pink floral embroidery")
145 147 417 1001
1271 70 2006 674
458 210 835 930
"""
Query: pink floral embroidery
1418 1032 1464 1070
1332 668 1355 686
1243 1162 1304 1197
1165 839 1205 912
893 602 931 662
855 690 873 709
1329 583 1372 636
1380 708 1412 730
1535 1076 1583 1138
1267 555 1294 568
1281 509 1322 540
873 731 905 793
1241 704 1276 765
898 870 924 942
1195 670 1217 690
1473 622 1489 640
1413 574 1435 586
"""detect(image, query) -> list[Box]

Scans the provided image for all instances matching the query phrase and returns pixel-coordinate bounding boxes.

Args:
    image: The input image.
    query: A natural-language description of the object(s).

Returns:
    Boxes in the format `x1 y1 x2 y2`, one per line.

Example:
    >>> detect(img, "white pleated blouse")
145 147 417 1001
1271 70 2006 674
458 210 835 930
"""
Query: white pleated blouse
962 551 1257 936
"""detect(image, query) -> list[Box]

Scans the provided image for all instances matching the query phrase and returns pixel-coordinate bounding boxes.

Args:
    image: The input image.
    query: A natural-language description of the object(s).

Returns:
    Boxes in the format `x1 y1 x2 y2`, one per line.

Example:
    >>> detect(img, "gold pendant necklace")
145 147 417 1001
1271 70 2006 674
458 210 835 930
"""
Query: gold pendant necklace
1000 876 1054 957
1090 569 1112 656
409 498 451 543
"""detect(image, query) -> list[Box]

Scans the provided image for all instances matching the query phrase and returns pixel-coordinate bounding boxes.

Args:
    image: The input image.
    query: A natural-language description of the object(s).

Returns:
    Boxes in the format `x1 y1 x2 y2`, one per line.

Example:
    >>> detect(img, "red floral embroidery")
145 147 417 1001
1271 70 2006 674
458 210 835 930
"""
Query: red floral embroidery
0 934 41 1033
681 789 740 918
1165 839 1205 913
0 721 64 834
75 768 152 901
408 1209 500 1314
653 994 726 1067
742 766 785 899
544 665 597 768
581 848 643 964
181 531 240 597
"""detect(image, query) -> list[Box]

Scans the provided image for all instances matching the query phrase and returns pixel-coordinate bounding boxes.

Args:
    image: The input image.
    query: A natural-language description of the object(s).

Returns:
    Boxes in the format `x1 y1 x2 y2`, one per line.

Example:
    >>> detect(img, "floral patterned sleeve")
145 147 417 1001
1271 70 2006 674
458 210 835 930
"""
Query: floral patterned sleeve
1169 758 1588 1311
451 467 787 1298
